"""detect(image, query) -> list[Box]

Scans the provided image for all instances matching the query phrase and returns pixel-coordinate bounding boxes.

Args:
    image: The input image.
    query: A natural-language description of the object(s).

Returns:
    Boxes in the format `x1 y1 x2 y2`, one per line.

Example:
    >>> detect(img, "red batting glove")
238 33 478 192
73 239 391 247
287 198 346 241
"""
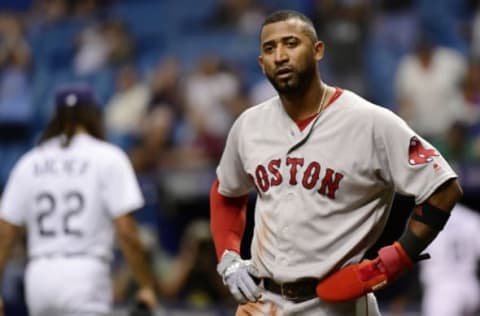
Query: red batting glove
316 242 413 302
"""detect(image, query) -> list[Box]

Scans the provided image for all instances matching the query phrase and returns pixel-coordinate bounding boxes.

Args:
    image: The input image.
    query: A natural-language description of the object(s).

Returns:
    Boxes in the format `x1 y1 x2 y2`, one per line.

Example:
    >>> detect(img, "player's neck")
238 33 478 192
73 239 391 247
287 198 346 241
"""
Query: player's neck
74 126 88 135
280 80 330 121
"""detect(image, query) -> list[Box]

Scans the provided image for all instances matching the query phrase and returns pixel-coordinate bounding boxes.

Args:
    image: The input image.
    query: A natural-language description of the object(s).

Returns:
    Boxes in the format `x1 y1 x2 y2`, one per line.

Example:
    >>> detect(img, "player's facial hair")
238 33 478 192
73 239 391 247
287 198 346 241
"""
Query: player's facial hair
267 59 317 96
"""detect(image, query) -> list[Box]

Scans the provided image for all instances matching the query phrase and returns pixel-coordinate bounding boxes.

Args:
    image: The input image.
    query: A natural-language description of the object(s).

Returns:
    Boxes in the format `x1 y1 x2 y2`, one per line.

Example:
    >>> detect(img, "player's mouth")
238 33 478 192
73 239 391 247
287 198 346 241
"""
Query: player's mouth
275 67 294 79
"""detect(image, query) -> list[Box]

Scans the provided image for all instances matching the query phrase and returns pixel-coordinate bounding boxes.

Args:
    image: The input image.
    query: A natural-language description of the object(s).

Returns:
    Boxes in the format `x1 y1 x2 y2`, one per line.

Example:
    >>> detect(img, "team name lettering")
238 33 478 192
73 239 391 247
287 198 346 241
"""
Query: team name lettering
254 157 344 199
34 159 89 176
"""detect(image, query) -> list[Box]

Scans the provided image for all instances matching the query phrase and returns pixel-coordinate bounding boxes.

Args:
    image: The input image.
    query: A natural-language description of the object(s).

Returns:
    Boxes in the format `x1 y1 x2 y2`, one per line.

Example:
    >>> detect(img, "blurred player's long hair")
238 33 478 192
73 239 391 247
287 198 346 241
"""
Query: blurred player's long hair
38 102 106 147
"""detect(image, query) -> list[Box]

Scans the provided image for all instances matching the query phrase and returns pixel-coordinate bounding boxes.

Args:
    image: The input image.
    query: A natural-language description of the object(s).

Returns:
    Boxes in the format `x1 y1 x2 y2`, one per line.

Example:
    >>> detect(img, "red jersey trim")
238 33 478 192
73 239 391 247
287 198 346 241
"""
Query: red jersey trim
295 87 343 131
296 112 319 131
324 87 343 110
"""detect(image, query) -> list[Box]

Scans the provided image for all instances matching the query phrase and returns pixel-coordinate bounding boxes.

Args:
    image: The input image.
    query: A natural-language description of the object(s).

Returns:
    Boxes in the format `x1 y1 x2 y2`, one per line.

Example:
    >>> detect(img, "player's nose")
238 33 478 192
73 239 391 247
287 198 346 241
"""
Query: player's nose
274 46 289 63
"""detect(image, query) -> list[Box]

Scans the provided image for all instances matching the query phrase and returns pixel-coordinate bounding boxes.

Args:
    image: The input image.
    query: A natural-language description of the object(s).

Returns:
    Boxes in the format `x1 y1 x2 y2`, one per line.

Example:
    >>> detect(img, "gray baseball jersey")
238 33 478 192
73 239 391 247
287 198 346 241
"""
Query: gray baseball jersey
217 89 457 283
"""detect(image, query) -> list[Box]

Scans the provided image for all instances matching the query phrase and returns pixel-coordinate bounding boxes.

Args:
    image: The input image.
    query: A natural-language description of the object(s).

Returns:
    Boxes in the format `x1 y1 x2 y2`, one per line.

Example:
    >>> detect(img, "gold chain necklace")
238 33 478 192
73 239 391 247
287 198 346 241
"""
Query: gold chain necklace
317 83 329 114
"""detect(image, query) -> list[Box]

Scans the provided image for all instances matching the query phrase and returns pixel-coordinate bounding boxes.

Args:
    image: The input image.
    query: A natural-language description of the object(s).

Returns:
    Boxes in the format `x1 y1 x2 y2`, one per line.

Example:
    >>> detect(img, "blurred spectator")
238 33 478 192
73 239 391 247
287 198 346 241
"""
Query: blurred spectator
365 0 417 106
370 0 418 58
207 0 266 35
417 0 470 54
129 106 174 174
27 0 69 27
112 220 231 308
0 13 31 73
248 77 277 105
157 220 231 307
459 60 480 119
73 22 110 75
394 35 467 142
447 64 480 124
472 3 480 60
419 203 480 316
0 13 33 141
311 0 371 94
74 19 134 75
432 121 477 166
103 20 135 66
71 0 111 19
184 55 240 160
148 56 185 125
105 64 150 144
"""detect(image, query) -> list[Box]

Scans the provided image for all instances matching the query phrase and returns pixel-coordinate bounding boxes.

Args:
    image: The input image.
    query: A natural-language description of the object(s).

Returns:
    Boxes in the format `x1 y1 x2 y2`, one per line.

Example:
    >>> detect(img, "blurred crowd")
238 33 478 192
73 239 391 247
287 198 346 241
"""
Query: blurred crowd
0 0 480 315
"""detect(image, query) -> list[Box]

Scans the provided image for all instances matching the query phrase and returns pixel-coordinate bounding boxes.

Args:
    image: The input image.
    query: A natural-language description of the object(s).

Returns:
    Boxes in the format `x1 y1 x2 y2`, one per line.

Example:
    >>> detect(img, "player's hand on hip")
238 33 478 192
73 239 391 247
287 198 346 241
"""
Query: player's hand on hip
217 250 261 304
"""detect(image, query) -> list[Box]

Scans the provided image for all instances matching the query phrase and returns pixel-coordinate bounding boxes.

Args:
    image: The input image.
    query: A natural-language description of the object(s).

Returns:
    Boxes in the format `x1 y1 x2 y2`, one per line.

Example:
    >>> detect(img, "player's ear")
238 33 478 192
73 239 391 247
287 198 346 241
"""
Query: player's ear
258 56 266 74
314 40 325 61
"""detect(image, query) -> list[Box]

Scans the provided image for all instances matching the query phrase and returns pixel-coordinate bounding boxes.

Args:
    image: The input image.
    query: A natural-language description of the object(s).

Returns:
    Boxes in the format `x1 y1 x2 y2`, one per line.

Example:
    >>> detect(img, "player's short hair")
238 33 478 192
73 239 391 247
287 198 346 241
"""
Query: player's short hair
261 10 318 43
38 85 105 147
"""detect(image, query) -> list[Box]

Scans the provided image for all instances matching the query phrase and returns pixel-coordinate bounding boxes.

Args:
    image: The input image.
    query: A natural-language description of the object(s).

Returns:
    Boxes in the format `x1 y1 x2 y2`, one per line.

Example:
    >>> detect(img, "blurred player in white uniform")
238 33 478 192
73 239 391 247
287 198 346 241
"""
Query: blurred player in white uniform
210 10 463 316
420 203 480 316
0 86 157 316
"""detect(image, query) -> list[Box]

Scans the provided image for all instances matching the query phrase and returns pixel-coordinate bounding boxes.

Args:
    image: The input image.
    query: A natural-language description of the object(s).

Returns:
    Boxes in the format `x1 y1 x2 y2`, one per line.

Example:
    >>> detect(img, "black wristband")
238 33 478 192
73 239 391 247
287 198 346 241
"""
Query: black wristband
397 228 430 261
411 203 450 231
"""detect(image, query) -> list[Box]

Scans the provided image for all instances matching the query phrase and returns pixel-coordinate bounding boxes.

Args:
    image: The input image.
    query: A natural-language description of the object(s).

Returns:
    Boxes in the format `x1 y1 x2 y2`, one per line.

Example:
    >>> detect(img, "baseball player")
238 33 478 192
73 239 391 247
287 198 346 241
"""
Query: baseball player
0 85 157 316
210 10 463 316
419 203 480 316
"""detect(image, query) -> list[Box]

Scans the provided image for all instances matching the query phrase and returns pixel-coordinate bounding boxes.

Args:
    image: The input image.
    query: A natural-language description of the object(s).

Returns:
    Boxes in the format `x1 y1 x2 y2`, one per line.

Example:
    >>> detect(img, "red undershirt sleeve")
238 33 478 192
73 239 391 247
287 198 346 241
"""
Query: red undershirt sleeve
210 178 248 260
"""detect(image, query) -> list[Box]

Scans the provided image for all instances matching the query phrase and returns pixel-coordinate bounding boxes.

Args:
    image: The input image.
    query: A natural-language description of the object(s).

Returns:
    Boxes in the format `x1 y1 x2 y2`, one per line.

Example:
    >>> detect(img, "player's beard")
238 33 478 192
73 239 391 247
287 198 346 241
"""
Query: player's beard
267 61 316 96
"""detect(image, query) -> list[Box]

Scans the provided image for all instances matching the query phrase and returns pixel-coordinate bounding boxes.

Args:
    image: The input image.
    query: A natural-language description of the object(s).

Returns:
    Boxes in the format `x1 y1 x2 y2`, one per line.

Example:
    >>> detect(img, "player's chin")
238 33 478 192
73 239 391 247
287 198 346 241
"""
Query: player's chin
274 80 299 94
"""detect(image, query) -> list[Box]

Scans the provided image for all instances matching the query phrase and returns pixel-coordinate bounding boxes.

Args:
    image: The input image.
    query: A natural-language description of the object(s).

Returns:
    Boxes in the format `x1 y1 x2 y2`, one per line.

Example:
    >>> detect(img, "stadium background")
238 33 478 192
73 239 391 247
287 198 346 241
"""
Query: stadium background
0 0 479 315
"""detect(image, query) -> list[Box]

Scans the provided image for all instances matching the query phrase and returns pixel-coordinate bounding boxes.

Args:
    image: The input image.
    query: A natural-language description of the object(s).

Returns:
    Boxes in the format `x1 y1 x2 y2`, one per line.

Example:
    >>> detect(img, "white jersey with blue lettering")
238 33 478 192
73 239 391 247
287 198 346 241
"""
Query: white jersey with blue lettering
0 133 144 262
217 88 457 284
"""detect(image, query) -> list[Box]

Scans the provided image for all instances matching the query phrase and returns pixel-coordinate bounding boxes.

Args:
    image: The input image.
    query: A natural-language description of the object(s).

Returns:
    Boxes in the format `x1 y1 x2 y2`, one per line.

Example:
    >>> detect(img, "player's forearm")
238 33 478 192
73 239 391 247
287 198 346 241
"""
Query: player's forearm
409 179 462 239
400 178 463 259
115 215 156 289
210 179 248 260
117 232 156 289
0 220 20 285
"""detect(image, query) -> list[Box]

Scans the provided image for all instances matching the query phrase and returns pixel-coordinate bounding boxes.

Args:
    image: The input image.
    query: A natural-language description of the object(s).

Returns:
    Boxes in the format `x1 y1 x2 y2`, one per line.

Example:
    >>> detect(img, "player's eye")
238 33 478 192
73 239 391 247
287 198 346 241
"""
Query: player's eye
263 45 274 54
286 40 298 48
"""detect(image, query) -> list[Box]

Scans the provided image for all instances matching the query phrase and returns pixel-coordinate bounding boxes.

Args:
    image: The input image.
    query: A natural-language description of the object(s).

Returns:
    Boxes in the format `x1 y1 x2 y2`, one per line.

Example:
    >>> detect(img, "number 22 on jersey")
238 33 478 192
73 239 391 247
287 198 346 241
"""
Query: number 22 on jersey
35 190 84 237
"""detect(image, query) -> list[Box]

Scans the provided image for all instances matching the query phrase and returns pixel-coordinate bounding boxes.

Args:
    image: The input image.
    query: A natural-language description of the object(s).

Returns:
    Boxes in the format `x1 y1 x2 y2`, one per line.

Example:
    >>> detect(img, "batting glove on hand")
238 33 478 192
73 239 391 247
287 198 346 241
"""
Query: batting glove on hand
217 250 261 304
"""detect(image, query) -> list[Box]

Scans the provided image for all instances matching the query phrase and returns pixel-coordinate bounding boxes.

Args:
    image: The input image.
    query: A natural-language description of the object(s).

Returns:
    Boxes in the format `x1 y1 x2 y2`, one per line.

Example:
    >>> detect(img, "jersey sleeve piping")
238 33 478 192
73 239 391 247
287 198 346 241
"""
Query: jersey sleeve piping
110 199 145 219
217 185 251 198
414 173 458 205
0 211 24 227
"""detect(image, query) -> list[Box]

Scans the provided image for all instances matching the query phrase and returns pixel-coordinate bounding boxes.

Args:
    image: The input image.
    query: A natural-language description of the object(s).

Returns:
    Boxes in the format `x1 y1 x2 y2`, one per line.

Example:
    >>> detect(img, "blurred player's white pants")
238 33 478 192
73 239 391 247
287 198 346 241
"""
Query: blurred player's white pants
25 256 112 316
235 291 380 315
422 281 480 316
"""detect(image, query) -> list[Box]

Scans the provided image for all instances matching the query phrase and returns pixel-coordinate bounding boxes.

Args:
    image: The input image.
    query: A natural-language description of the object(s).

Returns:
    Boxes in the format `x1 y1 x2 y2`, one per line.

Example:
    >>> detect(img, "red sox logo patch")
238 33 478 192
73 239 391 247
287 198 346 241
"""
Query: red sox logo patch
408 136 438 165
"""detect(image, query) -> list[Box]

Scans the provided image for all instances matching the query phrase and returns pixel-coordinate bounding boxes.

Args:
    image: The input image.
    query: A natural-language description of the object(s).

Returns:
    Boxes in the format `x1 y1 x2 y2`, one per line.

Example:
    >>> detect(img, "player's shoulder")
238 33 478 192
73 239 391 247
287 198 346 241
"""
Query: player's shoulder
9 146 39 174
339 89 396 118
338 90 408 134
